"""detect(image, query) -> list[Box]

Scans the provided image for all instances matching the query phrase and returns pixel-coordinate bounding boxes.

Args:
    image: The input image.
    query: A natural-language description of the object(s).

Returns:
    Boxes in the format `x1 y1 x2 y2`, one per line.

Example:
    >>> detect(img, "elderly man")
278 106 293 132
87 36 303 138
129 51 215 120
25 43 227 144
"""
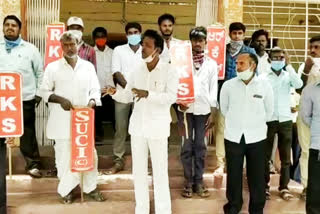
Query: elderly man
0 15 43 178
40 31 104 204
220 52 273 214
106 29 178 214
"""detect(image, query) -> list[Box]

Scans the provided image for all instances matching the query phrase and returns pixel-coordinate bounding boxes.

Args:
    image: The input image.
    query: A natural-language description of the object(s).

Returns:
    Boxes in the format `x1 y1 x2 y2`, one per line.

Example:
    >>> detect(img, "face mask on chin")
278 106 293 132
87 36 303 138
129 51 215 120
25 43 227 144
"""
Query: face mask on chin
229 40 244 55
143 49 157 63
237 67 254 81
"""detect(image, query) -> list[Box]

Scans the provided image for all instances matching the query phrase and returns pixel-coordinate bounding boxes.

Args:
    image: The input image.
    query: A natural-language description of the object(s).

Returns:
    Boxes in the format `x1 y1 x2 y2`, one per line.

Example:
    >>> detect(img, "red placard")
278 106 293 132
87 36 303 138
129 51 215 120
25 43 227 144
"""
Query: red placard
0 72 23 137
207 26 227 80
44 23 65 68
71 108 95 172
169 41 195 104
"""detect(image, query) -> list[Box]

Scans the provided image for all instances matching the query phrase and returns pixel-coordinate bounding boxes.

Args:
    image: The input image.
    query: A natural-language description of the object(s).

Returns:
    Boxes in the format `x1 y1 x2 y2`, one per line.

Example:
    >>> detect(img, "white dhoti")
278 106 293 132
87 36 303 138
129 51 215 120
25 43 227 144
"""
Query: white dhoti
54 139 98 197
131 136 171 214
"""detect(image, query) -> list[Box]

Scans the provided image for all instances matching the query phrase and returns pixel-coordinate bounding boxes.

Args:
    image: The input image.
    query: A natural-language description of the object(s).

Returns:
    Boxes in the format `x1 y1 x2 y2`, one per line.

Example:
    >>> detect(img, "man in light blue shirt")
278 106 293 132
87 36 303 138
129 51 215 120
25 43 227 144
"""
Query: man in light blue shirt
262 47 303 200
0 15 43 178
300 81 320 214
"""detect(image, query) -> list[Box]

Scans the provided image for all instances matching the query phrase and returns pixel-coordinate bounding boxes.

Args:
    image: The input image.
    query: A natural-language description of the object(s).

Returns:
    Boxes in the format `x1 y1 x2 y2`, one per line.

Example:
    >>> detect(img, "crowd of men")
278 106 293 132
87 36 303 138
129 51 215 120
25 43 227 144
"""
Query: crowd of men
0 12 320 214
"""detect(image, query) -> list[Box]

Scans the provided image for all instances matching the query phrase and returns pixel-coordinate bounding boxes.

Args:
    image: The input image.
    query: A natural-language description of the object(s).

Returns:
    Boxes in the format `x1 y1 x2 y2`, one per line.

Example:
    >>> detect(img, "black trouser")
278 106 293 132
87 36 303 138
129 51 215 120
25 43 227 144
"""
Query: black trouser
265 121 292 191
180 113 209 186
306 149 320 214
95 96 115 138
21 100 40 170
0 139 6 214
290 123 301 182
224 136 266 214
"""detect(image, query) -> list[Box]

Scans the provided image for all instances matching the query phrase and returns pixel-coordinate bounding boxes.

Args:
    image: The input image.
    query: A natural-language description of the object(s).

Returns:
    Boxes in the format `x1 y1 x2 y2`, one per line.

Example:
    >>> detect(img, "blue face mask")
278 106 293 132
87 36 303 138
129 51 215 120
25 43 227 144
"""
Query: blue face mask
127 34 141 45
271 60 285 71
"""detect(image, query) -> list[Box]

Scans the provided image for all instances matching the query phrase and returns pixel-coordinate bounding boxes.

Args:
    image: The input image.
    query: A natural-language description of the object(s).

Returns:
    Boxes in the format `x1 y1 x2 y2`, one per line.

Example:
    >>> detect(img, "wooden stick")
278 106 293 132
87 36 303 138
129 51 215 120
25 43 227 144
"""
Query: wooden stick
8 146 12 180
183 112 189 139
80 172 84 203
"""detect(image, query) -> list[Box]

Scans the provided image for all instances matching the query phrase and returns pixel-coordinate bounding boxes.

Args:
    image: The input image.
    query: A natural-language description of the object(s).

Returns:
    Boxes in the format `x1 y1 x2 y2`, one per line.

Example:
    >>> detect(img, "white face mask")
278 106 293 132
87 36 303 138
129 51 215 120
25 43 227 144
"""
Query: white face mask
237 67 254 81
143 49 157 63
69 30 83 42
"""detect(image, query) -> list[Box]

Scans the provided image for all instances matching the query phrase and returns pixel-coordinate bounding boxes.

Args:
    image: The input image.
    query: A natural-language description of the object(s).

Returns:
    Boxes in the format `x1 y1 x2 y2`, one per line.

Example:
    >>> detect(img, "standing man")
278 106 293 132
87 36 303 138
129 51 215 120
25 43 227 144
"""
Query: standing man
178 27 218 198
106 22 142 174
250 29 271 75
220 52 273 214
40 31 104 204
67 16 96 69
0 138 6 214
297 35 320 200
263 48 303 200
214 22 256 174
300 80 320 214
106 29 178 214
92 27 114 142
0 15 43 178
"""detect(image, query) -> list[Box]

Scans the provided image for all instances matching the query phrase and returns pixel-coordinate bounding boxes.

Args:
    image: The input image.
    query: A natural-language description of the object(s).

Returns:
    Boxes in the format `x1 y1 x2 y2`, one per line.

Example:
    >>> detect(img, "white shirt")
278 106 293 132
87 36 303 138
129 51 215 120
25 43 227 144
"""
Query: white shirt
257 52 271 75
220 75 274 144
112 59 179 138
298 58 320 85
184 57 218 115
291 88 300 123
160 37 179 63
111 44 142 103
40 57 101 140
94 45 113 87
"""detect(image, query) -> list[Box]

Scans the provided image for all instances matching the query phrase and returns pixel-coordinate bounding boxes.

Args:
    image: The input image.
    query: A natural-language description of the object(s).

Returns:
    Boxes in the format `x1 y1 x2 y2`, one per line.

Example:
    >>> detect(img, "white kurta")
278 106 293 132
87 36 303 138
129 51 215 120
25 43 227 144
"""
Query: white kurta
40 57 101 197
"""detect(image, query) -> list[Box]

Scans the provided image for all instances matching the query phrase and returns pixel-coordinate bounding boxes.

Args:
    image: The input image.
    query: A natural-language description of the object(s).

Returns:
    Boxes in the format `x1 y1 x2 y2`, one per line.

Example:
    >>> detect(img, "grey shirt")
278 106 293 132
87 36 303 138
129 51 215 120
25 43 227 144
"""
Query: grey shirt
301 82 320 150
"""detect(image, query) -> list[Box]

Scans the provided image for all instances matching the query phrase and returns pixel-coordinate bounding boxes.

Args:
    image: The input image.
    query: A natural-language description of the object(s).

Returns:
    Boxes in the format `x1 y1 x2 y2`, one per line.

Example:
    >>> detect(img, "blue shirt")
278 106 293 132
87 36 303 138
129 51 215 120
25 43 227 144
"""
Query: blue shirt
0 39 43 101
262 65 303 122
301 82 320 151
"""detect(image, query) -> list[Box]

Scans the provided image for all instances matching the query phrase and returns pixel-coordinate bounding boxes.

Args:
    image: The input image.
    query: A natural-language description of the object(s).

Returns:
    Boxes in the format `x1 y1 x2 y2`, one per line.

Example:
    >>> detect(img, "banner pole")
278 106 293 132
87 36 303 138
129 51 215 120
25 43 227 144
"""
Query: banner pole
184 112 189 139
80 172 84 203
8 146 12 180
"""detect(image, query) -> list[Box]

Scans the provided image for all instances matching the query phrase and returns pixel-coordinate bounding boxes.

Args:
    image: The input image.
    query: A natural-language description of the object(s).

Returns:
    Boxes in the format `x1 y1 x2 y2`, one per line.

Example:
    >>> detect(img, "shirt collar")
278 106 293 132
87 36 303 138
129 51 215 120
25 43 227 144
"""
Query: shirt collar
0 38 26 46
61 56 81 69
94 45 110 52
126 43 142 53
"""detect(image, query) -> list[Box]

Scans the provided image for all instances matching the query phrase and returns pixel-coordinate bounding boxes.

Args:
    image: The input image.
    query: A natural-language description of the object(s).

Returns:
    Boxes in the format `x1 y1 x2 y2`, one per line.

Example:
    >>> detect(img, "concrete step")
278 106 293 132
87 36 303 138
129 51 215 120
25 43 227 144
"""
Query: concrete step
7 188 306 214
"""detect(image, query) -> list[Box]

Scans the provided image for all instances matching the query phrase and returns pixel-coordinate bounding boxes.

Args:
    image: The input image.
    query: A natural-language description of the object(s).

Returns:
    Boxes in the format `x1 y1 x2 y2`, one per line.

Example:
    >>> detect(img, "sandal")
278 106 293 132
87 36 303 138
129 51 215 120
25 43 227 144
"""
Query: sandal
62 192 73 204
280 189 293 201
194 184 210 198
86 189 106 202
181 186 193 198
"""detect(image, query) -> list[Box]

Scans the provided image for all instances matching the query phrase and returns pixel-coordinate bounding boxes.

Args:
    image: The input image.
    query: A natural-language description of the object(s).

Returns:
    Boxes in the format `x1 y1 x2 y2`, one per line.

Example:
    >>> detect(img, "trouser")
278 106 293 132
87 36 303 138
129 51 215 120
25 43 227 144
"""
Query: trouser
131 136 171 214
265 121 292 191
290 123 301 183
306 149 320 214
178 113 209 186
297 113 311 188
95 95 115 138
215 110 225 167
21 100 41 170
113 101 131 164
224 136 266 214
54 139 98 197
0 139 6 214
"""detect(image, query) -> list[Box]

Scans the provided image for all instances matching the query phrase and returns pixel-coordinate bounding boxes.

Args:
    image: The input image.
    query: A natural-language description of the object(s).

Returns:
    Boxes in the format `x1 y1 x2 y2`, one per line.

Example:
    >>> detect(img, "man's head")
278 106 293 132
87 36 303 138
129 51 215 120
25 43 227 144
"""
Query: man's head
125 22 142 46
236 53 258 81
189 26 207 53
3 15 21 41
309 36 320 58
251 29 268 53
92 27 108 47
60 31 81 59
229 22 246 41
158 13 175 39
269 47 286 71
141 29 164 63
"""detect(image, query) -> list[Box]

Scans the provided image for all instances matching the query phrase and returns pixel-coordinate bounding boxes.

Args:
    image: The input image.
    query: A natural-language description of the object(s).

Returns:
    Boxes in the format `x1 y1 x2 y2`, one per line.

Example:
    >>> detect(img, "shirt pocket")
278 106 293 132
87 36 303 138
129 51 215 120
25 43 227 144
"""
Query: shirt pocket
153 81 166 92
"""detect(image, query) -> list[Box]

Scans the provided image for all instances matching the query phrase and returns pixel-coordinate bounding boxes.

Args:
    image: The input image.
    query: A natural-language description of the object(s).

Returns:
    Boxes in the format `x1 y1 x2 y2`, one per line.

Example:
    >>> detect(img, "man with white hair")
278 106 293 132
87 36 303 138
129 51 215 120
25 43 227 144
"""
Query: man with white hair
66 16 96 69
40 31 104 204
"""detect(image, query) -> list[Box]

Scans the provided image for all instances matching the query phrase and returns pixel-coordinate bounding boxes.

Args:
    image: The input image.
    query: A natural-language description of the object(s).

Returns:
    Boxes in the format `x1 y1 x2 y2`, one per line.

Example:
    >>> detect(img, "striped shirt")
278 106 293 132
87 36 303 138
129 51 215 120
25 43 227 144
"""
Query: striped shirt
78 42 96 71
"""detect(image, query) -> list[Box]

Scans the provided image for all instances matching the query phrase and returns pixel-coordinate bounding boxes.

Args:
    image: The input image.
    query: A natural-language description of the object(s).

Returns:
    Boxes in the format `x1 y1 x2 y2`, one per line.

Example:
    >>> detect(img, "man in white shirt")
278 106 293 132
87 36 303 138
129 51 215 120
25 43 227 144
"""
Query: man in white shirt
40 31 104 204
92 27 114 141
106 22 142 174
250 29 271 75
106 29 178 214
262 48 303 200
296 35 320 200
177 27 218 198
220 52 273 214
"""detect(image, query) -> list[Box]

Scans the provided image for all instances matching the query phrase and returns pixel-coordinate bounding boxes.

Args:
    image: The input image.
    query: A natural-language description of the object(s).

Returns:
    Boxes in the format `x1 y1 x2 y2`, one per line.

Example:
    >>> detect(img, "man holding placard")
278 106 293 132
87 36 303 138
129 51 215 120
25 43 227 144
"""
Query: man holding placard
40 31 104 204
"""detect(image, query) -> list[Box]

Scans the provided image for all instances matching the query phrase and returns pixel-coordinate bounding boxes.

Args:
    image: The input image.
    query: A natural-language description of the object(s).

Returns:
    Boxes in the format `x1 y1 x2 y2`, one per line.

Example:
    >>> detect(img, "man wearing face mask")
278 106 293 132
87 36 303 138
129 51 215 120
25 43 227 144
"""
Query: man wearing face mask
67 16 96 70
214 22 256 174
220 52 273 214
0 15 43 178
40 31 104 204
105 22 142 174
105 29 178 214
262 47 303 200
296 35 320 200
178 27 218 198
92 27 114 142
